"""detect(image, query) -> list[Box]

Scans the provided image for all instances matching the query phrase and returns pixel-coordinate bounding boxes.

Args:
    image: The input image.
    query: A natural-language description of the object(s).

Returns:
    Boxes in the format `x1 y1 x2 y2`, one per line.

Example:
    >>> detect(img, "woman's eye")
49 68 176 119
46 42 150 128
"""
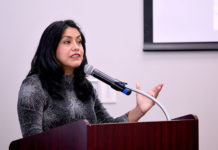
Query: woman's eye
63 41 70 44
77 40 82 44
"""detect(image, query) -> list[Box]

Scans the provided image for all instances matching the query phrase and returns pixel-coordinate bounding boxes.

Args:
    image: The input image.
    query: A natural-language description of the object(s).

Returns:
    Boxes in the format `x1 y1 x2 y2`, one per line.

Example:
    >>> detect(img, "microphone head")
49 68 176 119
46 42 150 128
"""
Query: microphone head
84 64 94 75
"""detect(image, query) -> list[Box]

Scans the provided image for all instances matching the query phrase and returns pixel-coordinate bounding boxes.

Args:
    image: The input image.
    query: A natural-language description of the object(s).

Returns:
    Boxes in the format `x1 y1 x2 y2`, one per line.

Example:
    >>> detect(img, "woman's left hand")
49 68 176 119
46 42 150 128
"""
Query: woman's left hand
128 82 164 122
136 82 164 115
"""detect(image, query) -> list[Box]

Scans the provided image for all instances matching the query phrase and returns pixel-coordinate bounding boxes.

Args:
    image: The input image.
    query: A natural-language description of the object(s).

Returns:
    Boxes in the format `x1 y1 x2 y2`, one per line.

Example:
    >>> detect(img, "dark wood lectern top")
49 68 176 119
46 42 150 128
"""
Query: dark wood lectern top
10 114 198 150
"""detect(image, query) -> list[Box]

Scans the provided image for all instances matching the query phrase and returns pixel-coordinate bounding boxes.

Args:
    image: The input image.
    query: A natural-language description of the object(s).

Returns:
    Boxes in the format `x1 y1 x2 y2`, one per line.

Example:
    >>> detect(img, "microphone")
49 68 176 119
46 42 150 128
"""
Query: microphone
84 64 170 120
84 64 132 95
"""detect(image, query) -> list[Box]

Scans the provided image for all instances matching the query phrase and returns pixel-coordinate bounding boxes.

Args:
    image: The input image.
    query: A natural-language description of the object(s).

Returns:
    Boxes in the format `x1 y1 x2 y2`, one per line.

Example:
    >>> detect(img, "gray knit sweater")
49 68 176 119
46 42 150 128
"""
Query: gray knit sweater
17 74 128 137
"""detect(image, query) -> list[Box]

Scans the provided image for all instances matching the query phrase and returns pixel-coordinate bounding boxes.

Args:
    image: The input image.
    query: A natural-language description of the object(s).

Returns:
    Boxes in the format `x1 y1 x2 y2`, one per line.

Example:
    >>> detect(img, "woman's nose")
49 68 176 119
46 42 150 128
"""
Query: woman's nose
71 41 79 51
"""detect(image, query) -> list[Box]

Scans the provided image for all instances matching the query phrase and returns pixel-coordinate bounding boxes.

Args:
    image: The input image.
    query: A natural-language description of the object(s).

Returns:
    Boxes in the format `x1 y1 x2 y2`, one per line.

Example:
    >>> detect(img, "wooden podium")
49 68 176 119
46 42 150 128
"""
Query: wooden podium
9 114 198 150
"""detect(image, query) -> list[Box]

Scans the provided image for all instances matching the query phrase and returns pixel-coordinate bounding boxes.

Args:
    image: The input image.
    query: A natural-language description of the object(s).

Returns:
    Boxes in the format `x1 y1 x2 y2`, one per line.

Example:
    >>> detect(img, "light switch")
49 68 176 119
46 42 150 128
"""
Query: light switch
87 76 117 103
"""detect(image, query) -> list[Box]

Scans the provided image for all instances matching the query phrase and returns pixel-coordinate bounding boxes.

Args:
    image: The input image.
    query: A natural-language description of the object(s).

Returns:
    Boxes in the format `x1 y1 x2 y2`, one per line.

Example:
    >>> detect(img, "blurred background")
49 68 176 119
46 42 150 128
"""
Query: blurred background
0 0 218 149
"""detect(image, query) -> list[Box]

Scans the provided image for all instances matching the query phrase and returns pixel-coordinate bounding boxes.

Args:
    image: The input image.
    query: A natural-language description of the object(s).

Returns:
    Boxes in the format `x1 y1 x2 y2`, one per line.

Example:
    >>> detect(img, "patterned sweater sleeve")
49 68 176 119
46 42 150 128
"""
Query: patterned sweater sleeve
94 90 129 123
17 76 46 137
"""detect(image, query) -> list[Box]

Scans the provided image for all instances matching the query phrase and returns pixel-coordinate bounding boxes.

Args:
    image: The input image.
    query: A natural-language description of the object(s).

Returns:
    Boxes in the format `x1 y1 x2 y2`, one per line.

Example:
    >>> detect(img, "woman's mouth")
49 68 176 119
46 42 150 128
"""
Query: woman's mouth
71 53 80 58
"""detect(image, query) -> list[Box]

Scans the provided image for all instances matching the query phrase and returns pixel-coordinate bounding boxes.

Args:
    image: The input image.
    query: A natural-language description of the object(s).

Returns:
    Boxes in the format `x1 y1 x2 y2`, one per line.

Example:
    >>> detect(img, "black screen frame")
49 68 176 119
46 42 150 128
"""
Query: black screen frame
143 0 218 51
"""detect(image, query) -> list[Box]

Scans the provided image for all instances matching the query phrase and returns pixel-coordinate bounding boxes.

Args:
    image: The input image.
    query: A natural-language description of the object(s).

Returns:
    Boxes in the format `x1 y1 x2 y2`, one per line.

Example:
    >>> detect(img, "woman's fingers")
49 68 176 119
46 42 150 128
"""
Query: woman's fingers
136 82 164 98
152 82 164 98
145 82 164 98
136 82 141 90
136 82 164 99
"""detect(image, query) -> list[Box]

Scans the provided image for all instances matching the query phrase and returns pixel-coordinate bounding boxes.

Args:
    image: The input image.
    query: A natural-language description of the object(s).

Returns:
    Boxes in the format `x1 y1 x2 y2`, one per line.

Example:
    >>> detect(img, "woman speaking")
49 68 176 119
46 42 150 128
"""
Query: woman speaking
17 20 163 137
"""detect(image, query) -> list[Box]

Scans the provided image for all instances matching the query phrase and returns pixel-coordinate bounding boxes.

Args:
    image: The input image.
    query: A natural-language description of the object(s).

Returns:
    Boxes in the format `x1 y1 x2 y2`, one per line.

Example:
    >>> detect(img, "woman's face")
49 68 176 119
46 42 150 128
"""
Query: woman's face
56 27 84 75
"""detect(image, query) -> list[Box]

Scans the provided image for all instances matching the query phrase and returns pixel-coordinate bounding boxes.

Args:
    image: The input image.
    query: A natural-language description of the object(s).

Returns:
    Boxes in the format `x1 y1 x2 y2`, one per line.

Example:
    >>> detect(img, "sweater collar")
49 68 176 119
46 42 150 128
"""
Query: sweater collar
63 74 74 87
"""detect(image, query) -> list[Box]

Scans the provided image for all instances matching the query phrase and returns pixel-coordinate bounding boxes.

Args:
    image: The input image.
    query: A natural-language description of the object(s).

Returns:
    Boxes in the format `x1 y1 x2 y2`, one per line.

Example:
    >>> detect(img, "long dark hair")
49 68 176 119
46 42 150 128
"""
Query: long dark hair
28 20 94 101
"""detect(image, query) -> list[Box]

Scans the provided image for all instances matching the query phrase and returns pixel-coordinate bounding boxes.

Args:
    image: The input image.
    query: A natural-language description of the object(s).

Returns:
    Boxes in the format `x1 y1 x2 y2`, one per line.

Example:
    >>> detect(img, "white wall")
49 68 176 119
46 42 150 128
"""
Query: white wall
0 0 218 149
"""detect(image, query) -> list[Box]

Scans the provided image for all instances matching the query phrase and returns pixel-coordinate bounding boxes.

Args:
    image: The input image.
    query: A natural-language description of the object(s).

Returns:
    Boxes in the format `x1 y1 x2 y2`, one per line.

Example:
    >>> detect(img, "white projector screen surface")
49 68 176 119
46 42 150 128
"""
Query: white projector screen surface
153 0 218 43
